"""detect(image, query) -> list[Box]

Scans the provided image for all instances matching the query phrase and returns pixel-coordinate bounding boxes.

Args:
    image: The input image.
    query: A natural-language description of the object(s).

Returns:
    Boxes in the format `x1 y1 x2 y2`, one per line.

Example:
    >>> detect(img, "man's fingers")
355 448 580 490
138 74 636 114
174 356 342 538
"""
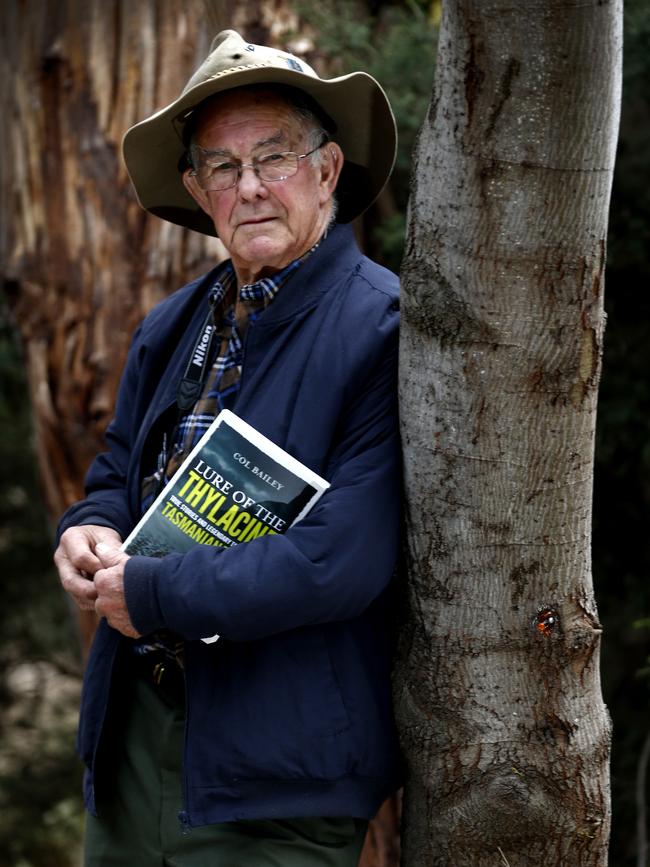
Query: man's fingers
54 525 123 612
57 561 98 610
57 541 101 577
56 527 100 575
95 542 129 569
94 565 140 639
54 525 127 618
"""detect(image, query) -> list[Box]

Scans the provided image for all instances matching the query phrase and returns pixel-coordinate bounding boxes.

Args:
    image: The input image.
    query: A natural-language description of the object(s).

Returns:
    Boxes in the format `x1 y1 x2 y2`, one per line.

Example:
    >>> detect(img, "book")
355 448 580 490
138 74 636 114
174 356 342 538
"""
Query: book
122 409 330 642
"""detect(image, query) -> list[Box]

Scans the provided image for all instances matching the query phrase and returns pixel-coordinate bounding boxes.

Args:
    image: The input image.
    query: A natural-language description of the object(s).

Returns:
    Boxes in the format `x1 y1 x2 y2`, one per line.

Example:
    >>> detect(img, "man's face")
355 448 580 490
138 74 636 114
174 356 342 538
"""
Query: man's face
183 89 343 284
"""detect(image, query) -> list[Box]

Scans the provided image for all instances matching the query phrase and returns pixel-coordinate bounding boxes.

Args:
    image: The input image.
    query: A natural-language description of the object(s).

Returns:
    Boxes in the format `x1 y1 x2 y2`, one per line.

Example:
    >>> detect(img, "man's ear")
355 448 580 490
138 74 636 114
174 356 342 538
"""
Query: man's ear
318 142 344 204
182 168 211 213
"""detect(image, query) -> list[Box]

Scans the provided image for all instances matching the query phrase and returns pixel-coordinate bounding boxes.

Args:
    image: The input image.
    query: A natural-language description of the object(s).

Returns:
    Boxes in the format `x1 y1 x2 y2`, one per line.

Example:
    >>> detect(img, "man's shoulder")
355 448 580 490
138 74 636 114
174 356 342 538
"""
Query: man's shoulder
329 251 400 356
321 223 399 306
355 254 399 304
138 263 224 336
342 247 399 321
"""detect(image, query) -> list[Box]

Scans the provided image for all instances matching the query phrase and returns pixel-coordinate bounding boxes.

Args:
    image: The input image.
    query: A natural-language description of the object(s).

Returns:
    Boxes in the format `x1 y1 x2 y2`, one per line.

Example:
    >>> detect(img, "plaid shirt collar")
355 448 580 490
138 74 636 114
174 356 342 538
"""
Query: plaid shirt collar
210 234 324 314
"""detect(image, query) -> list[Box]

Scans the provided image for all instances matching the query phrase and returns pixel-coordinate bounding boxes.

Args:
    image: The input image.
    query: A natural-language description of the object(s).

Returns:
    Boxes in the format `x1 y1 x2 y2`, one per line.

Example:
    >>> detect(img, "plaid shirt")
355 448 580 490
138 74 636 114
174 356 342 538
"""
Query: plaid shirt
135 240 321 661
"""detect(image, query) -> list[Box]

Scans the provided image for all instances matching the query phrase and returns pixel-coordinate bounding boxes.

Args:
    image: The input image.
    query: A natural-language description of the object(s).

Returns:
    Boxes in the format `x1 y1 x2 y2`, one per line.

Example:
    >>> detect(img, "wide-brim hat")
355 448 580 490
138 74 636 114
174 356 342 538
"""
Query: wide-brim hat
122 29 397 236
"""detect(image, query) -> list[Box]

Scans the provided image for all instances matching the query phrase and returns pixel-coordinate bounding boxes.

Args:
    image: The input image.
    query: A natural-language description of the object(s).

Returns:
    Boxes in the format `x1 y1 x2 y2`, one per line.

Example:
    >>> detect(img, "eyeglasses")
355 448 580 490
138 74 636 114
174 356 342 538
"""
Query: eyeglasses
188 137 329 192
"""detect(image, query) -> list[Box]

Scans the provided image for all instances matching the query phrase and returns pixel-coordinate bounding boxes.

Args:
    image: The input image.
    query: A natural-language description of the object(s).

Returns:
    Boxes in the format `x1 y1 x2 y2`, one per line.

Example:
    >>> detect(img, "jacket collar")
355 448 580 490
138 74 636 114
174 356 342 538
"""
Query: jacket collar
248 223 362 329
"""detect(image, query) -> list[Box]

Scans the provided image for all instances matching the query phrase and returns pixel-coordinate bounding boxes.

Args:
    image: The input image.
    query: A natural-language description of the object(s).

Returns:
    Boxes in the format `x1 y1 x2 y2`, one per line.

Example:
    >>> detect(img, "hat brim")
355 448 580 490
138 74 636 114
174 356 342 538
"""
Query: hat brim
122 66 397 236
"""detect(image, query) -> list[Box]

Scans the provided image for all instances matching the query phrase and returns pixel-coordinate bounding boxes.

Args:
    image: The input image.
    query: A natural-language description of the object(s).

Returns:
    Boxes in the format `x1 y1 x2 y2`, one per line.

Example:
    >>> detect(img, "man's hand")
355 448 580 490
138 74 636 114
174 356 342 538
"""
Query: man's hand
54 525 123 612
93 542 141 639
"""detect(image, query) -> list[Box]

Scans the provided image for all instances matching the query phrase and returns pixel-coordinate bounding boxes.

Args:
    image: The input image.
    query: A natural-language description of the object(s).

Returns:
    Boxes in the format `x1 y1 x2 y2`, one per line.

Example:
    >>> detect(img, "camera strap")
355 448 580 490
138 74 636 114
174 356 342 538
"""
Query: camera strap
176 287 220 412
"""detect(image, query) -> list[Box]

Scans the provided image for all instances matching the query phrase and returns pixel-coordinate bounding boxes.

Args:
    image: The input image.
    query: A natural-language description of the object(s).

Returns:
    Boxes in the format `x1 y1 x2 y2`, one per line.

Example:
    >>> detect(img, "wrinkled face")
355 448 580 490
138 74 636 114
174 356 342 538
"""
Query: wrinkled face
183 88 343 285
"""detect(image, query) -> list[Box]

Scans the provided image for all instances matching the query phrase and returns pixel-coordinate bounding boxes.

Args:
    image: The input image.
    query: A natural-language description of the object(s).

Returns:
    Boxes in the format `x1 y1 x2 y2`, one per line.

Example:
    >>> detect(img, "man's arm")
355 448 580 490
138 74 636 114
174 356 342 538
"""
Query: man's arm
123 312 401 643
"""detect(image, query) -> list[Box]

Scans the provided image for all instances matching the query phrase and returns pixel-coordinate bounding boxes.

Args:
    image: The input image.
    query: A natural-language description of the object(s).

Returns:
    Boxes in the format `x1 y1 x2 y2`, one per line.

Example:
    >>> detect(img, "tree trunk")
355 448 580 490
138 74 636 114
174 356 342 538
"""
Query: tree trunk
0 0 240 528
395 1 621 865
0 0 244 649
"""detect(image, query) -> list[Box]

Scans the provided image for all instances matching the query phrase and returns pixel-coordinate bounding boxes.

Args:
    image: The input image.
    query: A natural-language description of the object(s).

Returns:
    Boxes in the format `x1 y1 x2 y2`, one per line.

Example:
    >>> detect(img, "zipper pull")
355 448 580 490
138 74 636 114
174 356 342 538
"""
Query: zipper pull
178 810 192 835
158 432 168 477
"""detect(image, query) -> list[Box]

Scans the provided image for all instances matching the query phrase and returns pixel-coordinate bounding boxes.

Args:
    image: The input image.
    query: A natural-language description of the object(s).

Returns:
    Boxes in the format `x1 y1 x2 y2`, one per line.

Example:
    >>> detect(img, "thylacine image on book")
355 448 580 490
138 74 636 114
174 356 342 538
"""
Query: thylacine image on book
122 410 330 559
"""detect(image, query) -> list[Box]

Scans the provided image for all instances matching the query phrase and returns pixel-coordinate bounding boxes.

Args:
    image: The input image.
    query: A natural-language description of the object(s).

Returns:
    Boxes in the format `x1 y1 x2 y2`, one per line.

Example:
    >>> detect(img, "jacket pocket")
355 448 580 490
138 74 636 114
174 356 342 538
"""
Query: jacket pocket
186 626 352 783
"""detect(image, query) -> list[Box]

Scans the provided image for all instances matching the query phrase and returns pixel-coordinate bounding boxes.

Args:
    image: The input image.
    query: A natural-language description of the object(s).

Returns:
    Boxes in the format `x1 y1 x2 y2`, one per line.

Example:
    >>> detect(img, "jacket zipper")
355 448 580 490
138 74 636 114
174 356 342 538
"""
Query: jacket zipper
87 636 120 815
178 643 192 833
177 295 252 832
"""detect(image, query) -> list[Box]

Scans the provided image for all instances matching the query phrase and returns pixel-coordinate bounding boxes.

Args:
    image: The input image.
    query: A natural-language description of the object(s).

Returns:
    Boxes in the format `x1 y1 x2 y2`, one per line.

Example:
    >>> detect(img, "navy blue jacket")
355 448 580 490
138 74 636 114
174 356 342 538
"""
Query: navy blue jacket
58 224 402 827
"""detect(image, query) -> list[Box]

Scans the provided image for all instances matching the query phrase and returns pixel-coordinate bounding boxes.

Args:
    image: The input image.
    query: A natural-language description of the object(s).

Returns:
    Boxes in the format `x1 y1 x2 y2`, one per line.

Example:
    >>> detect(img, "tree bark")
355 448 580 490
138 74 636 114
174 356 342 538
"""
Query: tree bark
0 0 237 525
0 0 238 649
396 2 621 865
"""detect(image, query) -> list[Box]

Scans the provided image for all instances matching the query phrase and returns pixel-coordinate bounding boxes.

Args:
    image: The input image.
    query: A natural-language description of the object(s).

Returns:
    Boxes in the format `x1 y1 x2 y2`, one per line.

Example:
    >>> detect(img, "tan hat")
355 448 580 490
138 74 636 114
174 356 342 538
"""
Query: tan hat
122 29 397 236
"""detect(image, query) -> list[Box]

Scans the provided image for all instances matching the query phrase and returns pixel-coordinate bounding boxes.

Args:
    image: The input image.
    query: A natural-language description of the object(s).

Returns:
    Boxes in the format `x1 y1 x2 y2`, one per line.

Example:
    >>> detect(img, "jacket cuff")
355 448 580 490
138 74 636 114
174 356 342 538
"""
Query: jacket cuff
56 508 130 547
124 555 166 635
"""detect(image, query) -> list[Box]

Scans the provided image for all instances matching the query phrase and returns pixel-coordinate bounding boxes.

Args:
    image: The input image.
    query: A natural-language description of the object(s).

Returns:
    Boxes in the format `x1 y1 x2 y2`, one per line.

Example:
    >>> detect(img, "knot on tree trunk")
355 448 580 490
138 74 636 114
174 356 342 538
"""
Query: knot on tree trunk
531 603 603 681
400 255 498 344
439 767 560 849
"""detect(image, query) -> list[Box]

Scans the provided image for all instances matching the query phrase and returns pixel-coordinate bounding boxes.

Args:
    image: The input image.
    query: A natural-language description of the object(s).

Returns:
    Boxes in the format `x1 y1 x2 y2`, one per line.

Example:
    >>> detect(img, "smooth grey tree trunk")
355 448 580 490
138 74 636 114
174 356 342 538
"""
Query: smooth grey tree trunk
395 1 622 865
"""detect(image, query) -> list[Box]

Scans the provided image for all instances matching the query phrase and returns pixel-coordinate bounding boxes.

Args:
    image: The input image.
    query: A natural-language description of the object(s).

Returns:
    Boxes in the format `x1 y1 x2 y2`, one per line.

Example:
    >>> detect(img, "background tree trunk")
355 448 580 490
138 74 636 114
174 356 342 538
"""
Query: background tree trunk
0 0 234 644
396 1 621 865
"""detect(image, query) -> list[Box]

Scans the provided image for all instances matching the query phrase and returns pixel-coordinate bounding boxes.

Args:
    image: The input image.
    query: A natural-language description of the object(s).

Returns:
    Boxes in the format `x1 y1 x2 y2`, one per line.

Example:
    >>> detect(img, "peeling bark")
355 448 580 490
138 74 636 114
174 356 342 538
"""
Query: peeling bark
1 0 241 652
396 2 621 865
0 0 238 521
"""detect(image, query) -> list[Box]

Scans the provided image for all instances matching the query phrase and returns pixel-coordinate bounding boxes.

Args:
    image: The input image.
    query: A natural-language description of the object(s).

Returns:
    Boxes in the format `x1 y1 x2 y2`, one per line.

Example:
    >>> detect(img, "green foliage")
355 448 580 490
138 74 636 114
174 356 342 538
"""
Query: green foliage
299 0 439 180
0 703 84 867
293 0 439 270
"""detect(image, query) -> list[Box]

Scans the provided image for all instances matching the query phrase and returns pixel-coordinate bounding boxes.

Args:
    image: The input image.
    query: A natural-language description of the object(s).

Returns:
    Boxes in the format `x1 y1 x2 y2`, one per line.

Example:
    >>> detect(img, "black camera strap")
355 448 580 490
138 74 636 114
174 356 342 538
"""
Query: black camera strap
177 287 221 412
153 288 221 497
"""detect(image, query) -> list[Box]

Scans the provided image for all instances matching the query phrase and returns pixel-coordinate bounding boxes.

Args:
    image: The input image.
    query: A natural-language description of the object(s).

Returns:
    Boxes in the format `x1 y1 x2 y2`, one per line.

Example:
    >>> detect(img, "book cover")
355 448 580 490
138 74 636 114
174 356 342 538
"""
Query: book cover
122 410 330 641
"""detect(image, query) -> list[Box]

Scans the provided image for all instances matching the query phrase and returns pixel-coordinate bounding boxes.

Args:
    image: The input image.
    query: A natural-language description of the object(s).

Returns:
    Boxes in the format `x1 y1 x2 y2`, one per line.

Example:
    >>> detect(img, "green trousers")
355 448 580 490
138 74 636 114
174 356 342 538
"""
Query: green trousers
84 670 368 867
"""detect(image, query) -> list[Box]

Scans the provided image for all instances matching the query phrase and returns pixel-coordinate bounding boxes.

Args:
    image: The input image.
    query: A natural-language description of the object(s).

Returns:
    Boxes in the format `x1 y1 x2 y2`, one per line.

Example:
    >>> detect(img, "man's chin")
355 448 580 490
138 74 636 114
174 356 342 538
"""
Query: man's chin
232 235 294 282
239 234 284 259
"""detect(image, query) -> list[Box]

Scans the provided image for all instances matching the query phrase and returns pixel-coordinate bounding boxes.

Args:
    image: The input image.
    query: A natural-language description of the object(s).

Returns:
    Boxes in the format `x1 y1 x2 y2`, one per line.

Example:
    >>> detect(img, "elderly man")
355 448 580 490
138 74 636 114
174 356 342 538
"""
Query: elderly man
54 30 401 867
